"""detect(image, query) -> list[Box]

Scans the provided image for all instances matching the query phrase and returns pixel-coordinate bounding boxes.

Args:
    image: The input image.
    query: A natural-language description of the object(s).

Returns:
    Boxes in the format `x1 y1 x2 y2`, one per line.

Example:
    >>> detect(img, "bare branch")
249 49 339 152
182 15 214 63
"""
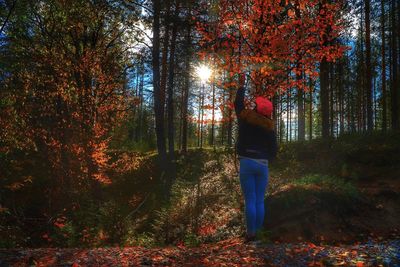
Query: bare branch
0 0 17 35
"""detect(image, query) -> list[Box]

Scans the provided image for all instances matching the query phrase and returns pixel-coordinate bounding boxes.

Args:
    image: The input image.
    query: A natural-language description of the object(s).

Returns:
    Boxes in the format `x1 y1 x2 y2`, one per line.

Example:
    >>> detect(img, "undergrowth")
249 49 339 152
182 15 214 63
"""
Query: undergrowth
1 132 399 247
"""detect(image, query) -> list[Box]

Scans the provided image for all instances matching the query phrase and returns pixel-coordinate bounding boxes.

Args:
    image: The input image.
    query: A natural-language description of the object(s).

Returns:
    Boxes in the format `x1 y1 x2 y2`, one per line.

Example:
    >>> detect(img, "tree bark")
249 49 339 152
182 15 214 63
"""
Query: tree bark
136 55 145 142
358 15 365 132
320 59 330 138
365 0 374 131
152 0 167 162
200 84 204 148
391 0 399 130
381 0 387 131
338 59 345 135
181 8 192 153
309 77 313 140
0 0 17 35
286 89 290 141
197 86 201 147
319 0 330 138
329 63 334 136
227 88 233 147
297 73 305 141
167 4 178 160
210 65 216 148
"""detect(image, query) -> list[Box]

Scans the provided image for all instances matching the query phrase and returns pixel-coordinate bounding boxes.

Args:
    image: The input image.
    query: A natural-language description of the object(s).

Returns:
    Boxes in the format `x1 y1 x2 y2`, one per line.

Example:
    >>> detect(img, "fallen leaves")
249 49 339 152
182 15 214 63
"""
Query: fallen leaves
0 238 399 266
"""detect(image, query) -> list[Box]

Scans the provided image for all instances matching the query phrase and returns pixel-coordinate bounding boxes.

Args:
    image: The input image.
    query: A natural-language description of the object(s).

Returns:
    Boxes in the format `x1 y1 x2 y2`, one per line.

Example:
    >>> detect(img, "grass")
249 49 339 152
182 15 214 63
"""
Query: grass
273 131 400 181
293 174 359 199
1 132 399 247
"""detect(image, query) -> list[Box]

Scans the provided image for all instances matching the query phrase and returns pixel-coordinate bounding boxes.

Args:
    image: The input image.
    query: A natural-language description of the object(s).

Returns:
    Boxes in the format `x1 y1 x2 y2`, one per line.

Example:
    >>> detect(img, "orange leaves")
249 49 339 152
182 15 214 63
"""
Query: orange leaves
222 81 238 89
308 242 317 249
91 139 112 184
109 152 142 174
93 173 112 185
0 205 8 213
227 101 235 111
5 182 26 191
54 216 67 229
42 233 52 242
197 0 345 95
197 224 217 236
5 176 33 191
305 68 319 78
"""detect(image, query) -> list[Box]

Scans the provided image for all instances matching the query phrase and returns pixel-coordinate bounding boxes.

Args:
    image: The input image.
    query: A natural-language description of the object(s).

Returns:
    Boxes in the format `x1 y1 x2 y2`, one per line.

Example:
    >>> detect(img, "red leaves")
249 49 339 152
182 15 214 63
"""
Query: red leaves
1 238 398 266
197 0 346 95
0 1 133 197
197 224 217 236
42 233 52 242
53 217 67 229
227 101 235 111
308 242 317 249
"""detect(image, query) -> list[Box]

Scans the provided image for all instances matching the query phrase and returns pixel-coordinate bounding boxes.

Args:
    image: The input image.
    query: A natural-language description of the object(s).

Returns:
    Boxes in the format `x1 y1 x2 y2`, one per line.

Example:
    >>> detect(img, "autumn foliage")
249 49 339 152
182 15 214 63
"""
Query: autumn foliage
197 0 347 96
0 1 132 212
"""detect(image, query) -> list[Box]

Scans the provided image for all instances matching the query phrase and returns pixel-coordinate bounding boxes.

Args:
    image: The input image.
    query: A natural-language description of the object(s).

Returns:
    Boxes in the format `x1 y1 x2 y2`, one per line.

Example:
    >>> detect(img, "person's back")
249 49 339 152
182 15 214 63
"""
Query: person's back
234 85 278 161
236 115 277 161
233 75 278 243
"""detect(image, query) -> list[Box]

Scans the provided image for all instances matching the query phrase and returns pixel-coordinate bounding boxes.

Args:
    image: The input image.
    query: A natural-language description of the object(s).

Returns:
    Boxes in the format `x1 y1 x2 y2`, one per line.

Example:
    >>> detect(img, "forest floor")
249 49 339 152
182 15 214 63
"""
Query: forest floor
1 238 399 266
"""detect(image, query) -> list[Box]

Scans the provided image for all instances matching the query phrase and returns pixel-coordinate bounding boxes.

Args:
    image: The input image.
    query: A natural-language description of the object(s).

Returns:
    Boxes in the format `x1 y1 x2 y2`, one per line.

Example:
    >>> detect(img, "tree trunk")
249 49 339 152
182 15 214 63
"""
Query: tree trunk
381 0 387 131
279 92 284 143
329 63 335 136
319 0 330 138
152 0 167 162
167 5 178 160
309 77 313 140
181 9 192 153
391 0 399 130
286 89 290 141
160 0 171 130
200 84 204 148
136 56 145 142
297 72 305 141
294 7 305 141
338 59 345 135
358 16 365 132
197 86 201 147
227 88 233 147
365 0 373 131
320 59 330 138
210 66 216 148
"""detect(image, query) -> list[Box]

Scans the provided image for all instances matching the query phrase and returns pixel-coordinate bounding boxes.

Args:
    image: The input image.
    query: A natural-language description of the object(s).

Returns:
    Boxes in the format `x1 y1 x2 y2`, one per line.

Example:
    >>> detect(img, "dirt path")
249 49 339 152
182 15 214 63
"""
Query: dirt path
1 238 399 266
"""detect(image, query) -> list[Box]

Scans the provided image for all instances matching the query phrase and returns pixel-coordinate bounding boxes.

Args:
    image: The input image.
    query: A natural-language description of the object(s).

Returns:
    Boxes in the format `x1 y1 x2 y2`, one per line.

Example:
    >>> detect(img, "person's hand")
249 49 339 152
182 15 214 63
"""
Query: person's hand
239 73 245 87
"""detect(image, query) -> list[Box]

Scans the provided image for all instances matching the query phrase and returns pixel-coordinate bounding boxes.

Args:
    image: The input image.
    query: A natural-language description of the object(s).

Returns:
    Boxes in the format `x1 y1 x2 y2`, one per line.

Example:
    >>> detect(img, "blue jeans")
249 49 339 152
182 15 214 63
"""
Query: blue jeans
239 158 269 236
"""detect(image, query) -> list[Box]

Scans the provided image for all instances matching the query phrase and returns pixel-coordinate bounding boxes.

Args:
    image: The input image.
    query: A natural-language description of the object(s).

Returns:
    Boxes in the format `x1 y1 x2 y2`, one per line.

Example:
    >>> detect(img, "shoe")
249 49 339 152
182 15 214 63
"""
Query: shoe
248 240 263 247
244 233 256 243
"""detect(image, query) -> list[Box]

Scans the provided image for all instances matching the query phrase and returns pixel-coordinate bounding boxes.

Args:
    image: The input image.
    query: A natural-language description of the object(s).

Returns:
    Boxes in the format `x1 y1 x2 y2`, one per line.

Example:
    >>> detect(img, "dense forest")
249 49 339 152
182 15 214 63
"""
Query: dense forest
0 0 400 265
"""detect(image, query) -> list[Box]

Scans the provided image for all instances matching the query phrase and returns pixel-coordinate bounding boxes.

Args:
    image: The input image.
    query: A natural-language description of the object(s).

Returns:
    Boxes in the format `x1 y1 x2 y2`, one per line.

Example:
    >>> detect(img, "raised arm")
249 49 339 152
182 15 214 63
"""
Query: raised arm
234 86 245 117
234 73 246 117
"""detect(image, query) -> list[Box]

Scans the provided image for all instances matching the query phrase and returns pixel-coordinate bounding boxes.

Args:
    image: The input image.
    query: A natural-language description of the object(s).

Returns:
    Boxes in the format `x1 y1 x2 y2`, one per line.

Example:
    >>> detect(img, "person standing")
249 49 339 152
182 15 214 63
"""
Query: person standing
234 74 278 242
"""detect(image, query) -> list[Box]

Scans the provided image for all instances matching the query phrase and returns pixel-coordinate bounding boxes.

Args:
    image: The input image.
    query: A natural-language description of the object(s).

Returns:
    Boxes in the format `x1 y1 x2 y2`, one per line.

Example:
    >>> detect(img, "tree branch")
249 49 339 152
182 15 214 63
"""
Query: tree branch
0 0 17 35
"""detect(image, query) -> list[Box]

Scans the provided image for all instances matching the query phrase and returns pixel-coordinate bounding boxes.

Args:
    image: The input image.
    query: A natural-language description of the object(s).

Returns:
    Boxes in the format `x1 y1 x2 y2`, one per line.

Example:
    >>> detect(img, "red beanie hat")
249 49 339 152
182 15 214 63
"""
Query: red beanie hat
255 96 273 117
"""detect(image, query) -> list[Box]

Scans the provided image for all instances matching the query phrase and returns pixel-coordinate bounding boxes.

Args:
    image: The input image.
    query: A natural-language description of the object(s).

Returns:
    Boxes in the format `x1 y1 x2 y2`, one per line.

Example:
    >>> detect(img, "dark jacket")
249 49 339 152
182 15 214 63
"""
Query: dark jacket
234 87 278 161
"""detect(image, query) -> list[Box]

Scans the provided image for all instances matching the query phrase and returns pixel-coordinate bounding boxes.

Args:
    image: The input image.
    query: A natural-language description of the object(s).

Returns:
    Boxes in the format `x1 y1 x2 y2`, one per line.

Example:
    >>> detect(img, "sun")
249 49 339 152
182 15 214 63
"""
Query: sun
196 65 212 82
